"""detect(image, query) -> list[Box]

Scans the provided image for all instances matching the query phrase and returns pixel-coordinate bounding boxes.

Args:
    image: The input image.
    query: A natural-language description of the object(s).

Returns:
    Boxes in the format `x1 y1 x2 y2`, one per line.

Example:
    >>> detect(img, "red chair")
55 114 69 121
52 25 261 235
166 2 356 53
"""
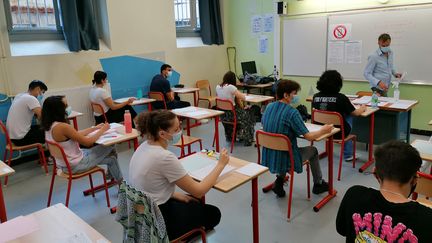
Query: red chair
91 103 108 122
214 98 237 153
256 130 310 221
196 80 216 108
0 120 47 186
412 172 432 207
45 140 111 208
148 92 167 109
312 109 357 181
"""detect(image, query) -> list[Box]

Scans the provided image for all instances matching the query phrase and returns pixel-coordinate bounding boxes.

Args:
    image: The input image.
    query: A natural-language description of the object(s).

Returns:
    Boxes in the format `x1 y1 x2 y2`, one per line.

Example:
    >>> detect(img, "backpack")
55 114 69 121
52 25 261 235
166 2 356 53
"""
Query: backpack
296 104 310 122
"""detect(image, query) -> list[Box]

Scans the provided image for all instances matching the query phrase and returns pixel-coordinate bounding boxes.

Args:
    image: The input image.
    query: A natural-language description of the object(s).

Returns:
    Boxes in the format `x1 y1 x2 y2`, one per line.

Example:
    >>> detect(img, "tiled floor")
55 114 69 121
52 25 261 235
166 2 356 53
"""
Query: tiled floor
2 121 428 242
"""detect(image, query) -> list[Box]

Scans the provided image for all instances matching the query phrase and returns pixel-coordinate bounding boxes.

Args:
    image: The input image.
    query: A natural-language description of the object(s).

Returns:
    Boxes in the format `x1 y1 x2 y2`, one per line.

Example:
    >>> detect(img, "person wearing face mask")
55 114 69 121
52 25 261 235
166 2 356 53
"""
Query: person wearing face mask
312 70 366 162
42 96 123 182
89 71 137 126
216 71 258 146
150 64 191 110
129 110 227 240
6 80 48 146
261 80 333 197
336 140 432 242
364 33 402 96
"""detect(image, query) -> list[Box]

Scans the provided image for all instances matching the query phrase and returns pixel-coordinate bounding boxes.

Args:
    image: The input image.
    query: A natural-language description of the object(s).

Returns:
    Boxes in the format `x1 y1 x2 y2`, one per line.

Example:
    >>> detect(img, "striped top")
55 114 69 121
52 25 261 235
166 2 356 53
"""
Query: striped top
261 102 309 174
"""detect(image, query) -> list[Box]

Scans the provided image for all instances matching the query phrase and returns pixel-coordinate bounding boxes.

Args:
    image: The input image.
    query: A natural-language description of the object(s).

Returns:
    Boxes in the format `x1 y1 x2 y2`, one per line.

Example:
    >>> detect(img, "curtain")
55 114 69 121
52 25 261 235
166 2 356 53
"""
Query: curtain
198 0 224 45
58 0 99 52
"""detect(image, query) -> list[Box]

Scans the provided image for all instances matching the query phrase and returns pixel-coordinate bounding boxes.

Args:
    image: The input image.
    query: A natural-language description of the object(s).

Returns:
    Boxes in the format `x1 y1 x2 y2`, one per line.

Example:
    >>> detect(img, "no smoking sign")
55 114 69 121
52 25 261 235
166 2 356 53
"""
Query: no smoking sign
329 24 351 41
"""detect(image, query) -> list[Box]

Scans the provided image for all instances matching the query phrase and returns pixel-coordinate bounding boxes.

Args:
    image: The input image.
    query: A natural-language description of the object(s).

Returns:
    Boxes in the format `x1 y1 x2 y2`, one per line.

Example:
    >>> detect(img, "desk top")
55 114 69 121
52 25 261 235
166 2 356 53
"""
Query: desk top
245 94 274 104
114 97 156 105
180 153 268 193
172 106 224 120
304 123 340 141
354 106 379 117
411 139 432 162
99 126 139 146
67 111 83 119
172 87 200 93
4 203 110 243
0 160 14 177
237 82 274 89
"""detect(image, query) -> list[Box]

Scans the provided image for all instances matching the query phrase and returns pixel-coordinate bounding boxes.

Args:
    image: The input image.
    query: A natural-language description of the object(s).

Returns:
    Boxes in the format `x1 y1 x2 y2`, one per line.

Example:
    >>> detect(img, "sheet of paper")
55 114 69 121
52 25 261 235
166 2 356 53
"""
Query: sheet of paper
304 123 322 132
181 154 214 172
263 14 274 33
187 110 210 117
259 35 268 54
352 96 371 104
110 123 123 129
190 162 235 181
114 97 134 103
236 163 267 177
412 140 432 155
388 101 415 109
0 215 40 242
346 94 358 99
328 41 345 64
251 15 262 34
58 232 93 243
378 97 395 102
345 40 362 64
1 167 13 173
95 132 122 144
173 107 197 114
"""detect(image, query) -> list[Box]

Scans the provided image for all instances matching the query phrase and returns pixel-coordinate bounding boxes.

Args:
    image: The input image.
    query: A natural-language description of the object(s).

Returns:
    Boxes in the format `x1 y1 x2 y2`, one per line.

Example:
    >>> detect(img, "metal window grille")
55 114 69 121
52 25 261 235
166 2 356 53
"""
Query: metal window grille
7 0 60 30
174 0 200 32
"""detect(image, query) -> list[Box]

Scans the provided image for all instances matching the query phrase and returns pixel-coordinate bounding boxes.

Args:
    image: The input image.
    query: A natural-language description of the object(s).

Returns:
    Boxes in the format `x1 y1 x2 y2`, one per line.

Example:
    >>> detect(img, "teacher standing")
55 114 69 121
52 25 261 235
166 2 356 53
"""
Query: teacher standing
364 33 401 96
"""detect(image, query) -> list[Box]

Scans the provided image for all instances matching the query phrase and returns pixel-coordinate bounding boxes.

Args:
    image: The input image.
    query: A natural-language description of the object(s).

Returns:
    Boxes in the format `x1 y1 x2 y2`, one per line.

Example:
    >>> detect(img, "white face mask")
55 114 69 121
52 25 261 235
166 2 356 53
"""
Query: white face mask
167 71 173 77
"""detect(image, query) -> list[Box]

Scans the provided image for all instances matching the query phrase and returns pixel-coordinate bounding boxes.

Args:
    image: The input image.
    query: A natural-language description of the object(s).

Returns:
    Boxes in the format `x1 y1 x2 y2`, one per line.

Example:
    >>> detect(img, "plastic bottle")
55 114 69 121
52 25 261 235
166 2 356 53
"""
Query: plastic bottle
136 88 143 99
124 110 132 133
273 65 278 80
393 87 400 102
371 91 379 108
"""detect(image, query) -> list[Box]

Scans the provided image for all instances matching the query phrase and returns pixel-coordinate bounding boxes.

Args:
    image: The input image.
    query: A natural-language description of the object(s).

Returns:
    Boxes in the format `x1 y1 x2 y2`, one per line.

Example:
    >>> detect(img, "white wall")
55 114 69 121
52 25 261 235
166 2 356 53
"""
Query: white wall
0 0 229 98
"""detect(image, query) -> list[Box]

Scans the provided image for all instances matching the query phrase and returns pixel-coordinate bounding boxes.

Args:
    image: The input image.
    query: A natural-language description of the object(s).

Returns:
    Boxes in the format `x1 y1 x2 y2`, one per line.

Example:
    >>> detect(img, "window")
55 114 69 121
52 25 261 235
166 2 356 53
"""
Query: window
174 0 200 37
4 0 63 41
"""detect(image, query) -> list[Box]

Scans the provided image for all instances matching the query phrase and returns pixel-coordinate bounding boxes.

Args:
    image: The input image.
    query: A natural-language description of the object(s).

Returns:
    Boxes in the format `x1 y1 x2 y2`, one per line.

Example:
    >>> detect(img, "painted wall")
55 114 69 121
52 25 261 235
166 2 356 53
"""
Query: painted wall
0 0 230 106
227 0 432 131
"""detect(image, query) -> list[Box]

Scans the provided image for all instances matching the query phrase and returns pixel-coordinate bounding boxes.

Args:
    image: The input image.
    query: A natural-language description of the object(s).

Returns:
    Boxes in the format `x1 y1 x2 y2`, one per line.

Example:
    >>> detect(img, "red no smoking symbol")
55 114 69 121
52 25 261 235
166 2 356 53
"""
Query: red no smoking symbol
333 25 347 39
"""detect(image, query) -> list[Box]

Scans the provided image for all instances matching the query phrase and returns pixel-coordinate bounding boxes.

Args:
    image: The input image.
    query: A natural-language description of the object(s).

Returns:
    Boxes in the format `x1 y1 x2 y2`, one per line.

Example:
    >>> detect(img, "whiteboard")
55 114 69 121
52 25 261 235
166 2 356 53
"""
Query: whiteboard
327 8 432 84
282 16 327 76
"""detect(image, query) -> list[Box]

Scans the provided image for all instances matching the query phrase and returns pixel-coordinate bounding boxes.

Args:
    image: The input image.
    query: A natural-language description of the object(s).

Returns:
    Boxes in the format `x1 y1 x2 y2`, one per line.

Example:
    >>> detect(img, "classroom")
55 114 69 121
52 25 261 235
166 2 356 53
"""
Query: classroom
1 0 432 242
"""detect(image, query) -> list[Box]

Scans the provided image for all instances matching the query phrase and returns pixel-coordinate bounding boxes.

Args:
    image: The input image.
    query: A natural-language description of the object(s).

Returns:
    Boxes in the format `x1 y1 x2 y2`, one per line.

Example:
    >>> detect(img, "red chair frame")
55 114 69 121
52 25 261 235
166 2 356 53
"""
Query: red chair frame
91 103 108 123
213 98 237 153
148 92 167 109
196 79 216 108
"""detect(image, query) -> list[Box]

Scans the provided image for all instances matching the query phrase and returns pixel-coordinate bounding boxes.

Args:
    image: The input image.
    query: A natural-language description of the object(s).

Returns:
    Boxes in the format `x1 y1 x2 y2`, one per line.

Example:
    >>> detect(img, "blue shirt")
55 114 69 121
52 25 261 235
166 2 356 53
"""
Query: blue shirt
261 102 309 174
363 48 397 89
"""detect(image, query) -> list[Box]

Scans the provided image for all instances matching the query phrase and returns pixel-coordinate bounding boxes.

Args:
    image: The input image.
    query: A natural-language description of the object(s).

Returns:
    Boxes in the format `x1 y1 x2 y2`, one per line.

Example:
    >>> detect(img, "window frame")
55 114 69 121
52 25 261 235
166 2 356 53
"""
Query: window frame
175 0 201 38
3 0 64 41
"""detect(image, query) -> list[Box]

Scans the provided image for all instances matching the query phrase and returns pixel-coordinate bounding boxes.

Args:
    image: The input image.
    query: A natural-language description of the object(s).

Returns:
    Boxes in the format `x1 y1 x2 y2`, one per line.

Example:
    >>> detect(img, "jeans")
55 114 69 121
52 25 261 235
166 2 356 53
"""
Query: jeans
64 145 123 181
343 116 354 159
299 146 323 184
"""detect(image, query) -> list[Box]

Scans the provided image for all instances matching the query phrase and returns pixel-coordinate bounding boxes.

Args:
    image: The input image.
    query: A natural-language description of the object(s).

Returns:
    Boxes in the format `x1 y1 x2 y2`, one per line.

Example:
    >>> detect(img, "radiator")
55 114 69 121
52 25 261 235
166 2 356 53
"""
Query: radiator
44 85 95 129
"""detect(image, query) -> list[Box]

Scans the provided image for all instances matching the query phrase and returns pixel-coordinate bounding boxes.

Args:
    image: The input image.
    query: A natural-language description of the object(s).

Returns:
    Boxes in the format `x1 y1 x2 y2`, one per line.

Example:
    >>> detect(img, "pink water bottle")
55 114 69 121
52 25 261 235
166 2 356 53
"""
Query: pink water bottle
124 110 132 133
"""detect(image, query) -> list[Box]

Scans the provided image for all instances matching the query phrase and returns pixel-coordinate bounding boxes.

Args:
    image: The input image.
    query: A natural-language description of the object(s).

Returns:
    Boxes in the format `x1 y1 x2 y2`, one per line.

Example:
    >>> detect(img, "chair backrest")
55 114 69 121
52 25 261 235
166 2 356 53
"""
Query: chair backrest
312 109 344 137
0 120 13 148
215 98 234 111
91 103 108 122
255 130 295 167
415 172 432 198
196 79 212 96
45 140 72 173
148 92 167 109
356 91 373 97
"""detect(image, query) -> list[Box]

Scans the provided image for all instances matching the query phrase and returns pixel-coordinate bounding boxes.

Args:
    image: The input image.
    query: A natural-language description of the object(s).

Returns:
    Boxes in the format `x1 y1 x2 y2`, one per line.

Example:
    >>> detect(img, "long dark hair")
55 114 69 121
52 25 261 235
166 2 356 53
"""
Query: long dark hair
92 71 107 85
221 71 237 86
136 110 177 141
41 96 68 131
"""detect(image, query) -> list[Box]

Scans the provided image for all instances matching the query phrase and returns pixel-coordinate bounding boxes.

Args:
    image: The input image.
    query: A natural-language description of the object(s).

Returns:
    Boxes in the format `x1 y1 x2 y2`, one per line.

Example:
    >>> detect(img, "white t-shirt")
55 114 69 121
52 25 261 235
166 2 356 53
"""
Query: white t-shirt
128 141 187 205
216 84 238 105
6 93 41 140
89 86 111 116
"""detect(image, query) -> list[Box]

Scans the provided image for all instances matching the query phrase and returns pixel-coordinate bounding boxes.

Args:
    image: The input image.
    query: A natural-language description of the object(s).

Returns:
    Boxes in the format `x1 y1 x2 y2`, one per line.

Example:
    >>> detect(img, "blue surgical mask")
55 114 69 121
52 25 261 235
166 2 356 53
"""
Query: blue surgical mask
65 106 72 116
166 130 182 145
167 71 173 78
380 46 391 53
37 94 44 104
291 95 300 104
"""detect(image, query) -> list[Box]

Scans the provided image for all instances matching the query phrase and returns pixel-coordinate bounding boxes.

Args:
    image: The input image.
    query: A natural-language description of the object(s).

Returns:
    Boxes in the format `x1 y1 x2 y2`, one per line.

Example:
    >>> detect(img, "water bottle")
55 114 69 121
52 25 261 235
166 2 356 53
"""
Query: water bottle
393 87 400 102
136 88 143 99
124 110 132 133
273 65 278 80
371 91 379 108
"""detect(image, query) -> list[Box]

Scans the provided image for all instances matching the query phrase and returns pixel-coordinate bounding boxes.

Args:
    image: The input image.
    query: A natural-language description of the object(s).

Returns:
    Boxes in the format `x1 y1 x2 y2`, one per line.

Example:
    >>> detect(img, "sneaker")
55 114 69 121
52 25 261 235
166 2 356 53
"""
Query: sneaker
345 155 358 162
312 181 329 195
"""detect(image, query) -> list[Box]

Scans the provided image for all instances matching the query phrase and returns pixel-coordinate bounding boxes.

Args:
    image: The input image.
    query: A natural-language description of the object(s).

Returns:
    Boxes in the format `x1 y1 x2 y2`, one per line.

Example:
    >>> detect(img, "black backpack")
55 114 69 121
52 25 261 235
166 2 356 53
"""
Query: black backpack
296 104 310 122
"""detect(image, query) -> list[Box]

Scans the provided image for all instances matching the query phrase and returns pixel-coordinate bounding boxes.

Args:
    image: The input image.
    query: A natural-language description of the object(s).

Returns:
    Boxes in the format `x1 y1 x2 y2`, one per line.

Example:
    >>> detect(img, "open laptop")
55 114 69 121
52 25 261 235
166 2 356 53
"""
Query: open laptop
241 61 258 76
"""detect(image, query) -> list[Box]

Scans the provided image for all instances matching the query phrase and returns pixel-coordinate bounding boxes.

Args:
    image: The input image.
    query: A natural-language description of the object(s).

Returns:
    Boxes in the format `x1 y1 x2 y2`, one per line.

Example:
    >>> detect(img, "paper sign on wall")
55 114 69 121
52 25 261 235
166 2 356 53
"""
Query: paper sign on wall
251 15 262 34
329 24 352 41
263 14 274 33
259 35 268 54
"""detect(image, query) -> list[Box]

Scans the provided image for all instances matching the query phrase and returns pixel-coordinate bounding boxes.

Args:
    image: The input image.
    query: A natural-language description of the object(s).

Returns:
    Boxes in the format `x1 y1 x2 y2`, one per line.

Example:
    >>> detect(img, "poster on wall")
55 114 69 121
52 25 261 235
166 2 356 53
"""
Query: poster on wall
251 15 262 35
259 35 269 54
328 41 345 64
263 14 274 33
345 41 362 64
329 24 352 41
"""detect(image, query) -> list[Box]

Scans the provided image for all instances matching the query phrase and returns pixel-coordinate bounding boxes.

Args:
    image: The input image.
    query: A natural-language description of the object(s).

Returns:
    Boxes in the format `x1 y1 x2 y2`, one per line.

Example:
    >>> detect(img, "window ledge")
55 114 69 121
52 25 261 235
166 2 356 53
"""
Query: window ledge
10 39 110 57
176 37 206 48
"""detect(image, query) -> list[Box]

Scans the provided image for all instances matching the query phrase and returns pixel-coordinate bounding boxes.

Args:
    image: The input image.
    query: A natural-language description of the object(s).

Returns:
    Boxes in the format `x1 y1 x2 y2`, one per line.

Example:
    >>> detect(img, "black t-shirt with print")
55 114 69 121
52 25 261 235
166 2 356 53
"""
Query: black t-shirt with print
336 185 432 243
312 92 355 138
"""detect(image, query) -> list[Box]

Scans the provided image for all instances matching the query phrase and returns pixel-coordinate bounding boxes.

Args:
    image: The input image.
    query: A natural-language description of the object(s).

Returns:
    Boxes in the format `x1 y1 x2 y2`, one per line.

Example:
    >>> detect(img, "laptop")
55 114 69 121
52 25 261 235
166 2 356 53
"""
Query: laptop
241 61 258 76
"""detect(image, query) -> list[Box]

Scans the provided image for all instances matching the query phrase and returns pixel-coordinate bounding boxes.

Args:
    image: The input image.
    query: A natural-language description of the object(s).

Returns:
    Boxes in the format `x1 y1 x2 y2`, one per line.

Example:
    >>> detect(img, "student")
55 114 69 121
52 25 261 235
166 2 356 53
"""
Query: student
89 71 137 126
42 96 122 182
129 110 227 240
336 140 432 242
6 80 48 146
150 64 190 110
261 80 333 197
312 70 366 161
216 71 256 146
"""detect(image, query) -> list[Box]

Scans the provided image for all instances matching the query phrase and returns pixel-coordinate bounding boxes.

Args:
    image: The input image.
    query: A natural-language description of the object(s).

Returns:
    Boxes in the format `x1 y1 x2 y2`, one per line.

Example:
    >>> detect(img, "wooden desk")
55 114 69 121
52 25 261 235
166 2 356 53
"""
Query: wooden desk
303 123 341 212
2 203 110 242
0 161 14 223
244 94 274 104
354 107 380 173
172 107 224 152
411 139 432 162
237 82 274 95
172 87 200 106
114 97 155 111
67 111 83 130
180 153 268 243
